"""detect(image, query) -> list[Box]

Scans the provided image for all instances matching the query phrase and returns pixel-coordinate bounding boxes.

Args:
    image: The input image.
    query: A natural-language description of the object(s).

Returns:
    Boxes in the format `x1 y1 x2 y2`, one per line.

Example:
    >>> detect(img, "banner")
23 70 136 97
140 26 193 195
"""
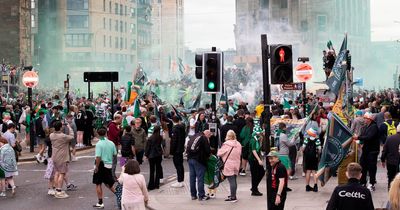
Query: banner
326 34 348 97
316 113 353 186
270 118 306 141
332 85 348 124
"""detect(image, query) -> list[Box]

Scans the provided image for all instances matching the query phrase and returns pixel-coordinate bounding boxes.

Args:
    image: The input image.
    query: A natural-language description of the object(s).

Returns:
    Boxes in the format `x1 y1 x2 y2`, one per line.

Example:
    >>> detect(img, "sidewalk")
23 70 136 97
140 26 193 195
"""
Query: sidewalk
18 138 98 162
147 166 389 210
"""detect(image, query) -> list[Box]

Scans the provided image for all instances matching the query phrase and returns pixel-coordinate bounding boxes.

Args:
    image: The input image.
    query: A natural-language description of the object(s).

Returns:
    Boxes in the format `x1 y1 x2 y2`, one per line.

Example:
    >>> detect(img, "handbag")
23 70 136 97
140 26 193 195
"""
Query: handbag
15 141 22 152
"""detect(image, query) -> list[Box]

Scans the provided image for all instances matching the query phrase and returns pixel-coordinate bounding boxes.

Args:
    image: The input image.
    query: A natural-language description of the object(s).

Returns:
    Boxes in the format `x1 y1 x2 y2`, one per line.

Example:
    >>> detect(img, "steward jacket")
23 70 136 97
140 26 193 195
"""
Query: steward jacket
326 178 374 210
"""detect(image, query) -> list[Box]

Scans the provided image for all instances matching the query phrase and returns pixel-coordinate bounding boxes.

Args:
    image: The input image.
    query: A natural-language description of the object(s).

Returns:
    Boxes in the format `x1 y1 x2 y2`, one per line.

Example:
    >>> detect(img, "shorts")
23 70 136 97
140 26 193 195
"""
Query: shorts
0 168 5 179
54 161 69 174
278 155 291 170
241 144 250 160
93 162 115 187
37 137 46 145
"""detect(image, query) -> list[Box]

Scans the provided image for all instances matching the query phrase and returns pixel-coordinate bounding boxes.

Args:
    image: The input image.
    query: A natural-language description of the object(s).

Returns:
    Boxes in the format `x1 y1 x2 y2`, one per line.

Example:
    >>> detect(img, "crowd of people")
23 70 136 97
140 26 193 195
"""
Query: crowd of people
0 87 399 210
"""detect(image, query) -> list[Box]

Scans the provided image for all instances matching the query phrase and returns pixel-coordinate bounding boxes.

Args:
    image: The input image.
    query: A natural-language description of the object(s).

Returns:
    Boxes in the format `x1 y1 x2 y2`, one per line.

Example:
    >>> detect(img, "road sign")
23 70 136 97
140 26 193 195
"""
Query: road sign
295 63 313 82
22 71 39 88
281 82 303 91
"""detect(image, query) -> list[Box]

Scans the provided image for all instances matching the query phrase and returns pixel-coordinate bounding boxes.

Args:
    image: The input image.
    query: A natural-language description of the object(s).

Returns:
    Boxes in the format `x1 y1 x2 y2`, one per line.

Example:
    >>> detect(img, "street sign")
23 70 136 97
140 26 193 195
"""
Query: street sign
281 82 303 91
295 63 313 82
22 71 39 88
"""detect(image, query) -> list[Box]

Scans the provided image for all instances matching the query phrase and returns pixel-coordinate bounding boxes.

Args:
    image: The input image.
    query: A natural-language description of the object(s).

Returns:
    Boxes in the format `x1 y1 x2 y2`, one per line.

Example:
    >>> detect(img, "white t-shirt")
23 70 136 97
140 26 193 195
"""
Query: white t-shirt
188 117 196 136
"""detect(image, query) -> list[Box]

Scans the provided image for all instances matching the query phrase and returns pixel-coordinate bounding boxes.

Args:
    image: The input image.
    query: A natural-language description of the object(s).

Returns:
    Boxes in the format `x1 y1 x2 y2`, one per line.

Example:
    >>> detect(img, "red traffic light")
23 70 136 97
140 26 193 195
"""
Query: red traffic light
275 46 292 64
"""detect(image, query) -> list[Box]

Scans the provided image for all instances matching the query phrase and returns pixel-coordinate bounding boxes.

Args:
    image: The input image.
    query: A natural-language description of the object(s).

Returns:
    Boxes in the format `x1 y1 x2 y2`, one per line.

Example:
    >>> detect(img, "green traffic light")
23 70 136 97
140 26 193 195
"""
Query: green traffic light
208 82 215 90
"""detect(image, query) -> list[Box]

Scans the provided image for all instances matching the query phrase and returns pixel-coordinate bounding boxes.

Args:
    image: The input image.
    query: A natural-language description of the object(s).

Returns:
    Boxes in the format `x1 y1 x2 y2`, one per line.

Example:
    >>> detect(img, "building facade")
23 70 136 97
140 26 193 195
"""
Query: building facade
0 0 32 65
151 0 184 79
137 0 152 72
35 0 138 86
234 0 371 82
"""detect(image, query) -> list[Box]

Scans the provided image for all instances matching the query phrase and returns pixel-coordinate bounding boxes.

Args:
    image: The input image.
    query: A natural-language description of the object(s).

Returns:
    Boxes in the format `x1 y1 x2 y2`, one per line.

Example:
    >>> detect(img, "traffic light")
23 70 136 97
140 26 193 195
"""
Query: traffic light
203 52 222 93
270 44 293 84
195 54 203 79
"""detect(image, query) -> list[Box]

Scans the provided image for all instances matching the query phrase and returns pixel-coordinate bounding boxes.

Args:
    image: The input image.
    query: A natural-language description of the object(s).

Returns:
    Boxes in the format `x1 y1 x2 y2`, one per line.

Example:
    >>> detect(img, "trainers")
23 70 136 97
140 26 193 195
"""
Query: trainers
159 178 164 184
289 176 298 180
93 203 105 208
313 184 318 192
191 196 198 200
48 189 55 196
251 191 263 196
239 169 246 176
225 197 238 203
11 186 15 196
66 183 77 191
171 182 184 188
54 191 69 199
306 185 313 192
199 196 210 201
0 192 5 197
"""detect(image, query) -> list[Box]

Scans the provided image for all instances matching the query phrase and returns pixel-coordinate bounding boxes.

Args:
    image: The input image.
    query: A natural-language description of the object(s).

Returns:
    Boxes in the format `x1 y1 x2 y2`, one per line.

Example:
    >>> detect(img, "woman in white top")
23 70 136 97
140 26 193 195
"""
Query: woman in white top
118 160 149 210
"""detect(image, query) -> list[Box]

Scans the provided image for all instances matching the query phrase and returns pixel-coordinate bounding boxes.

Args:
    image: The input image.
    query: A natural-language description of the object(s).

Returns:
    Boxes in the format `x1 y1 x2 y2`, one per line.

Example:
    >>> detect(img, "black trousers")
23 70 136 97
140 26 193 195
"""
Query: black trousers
387 163 399 190
148 156 163 190
249 159 265 192
360 151 378 185
173 153 184 182
267 191 286 210
288 145 297 176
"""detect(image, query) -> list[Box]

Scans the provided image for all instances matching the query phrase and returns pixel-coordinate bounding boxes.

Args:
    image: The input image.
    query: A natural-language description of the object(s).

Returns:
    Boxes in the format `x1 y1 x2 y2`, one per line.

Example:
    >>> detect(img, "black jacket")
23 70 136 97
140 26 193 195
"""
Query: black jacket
358 121 380 153
35 117 46 137
120 133 135 158
233 117 246 140
326 178 374 210
220 122 238 143
170 123 186 155
145 134 164 159
186 134 211 166
381 133 400 165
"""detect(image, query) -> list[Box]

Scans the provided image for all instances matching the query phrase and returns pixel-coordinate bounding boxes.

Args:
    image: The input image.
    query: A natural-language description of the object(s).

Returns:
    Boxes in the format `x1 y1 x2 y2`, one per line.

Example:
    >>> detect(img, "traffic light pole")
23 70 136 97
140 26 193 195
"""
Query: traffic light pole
261 34 271 210
211 46 217 112
28 87 34 153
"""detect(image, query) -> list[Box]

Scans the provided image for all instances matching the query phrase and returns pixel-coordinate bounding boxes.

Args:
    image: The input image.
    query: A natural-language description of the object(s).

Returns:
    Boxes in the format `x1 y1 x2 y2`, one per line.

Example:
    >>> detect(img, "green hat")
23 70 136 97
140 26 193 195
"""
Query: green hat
267 151 280 157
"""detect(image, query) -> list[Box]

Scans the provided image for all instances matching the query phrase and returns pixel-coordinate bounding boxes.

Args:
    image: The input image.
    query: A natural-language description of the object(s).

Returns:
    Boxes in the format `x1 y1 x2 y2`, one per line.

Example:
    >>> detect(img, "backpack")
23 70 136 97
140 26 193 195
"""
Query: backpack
303 138 317 159
384 121 396 137
186 135 202 154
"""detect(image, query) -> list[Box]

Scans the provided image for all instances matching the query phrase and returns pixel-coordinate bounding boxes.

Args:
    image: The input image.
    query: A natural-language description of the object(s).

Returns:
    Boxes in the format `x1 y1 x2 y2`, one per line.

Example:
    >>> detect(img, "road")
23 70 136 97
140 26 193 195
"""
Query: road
0 148 390 210
0 149 176 210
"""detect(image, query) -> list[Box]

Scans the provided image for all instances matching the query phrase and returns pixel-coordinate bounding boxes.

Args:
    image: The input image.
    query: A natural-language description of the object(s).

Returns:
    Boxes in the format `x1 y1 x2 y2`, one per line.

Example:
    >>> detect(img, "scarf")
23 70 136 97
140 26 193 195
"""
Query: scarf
274 129 286 150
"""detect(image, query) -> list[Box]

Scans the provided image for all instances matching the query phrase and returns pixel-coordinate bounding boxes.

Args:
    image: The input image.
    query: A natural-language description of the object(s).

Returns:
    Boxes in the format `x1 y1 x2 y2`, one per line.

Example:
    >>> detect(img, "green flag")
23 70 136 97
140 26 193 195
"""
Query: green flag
125 81 132 102
133 99 141 118
283 98 291 109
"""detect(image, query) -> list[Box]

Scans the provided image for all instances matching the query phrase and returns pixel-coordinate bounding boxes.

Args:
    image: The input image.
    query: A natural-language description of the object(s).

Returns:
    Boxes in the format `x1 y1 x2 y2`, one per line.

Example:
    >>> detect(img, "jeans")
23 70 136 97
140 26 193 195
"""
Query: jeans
173 153 184 182
360 151 378 185
227 175 237 199
148 156 163 190
249 159 265 192
387 163 399 190
188 159 206 198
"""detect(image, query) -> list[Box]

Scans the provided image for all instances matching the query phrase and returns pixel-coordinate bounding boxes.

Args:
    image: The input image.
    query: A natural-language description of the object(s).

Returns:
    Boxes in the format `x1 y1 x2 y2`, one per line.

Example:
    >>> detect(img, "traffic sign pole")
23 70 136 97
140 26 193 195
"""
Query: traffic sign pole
28 87 34 153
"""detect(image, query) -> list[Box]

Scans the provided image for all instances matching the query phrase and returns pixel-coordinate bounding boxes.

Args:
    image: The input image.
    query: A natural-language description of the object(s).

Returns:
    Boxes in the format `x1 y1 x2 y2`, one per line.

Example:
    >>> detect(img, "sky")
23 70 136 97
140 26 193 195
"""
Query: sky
184 0 400 50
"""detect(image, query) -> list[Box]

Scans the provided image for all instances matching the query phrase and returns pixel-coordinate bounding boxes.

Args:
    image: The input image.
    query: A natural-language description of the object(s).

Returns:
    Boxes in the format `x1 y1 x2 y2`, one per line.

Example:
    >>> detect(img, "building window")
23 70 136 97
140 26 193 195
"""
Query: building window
115 3 118 14
130 23 136 33
109 1 112 13
281 0 288 9
120 4 123 15
109 36 112 48
103 0 105 11
31 15 35 28
65 52 90 61
31 0 35 9
67 15 89 28
65 34 91 47
125 6 127 16
109 19 112 30
260 0 269 9
120 37 123 49
120 21 123 32
67 0 88 10
115 37 118 49
125 22 127 33
115 20 118 31
125 38 127 49
131 8 136 17
317 15 327 32
131 39 136 49
103 35 106 47
103 18 106 29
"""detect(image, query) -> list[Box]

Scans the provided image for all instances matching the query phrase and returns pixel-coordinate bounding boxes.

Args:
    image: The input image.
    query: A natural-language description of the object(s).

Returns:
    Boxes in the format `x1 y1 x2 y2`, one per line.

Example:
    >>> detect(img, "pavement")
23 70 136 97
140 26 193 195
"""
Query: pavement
1 147 390 210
